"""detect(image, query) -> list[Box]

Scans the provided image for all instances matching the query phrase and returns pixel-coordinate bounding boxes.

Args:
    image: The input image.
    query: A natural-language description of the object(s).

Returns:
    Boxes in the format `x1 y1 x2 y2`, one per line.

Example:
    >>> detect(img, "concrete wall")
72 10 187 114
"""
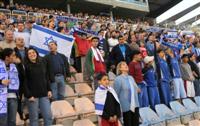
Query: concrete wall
85 0 149 12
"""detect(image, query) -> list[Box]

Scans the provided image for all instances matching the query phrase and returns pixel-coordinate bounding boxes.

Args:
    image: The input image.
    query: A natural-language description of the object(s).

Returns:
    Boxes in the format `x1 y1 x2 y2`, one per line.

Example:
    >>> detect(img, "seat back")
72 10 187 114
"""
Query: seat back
139 107 160 124
182 98 198 110
194 96 200 107
170 101 186 114
155 104 174 118
75 73 84 82
51 100 76 118
74 97 95 114
65 85 76 97
75 83 93 95
188 120 200 126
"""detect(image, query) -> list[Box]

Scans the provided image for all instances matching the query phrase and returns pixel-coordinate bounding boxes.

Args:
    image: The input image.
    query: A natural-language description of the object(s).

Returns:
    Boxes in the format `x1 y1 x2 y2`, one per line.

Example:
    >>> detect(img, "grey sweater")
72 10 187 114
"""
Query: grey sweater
180 63 195 81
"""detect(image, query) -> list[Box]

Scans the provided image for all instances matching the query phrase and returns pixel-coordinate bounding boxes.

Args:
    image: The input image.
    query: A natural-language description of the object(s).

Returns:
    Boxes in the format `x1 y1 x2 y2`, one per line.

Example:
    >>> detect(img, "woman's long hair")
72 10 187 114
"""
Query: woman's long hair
24 47 42 65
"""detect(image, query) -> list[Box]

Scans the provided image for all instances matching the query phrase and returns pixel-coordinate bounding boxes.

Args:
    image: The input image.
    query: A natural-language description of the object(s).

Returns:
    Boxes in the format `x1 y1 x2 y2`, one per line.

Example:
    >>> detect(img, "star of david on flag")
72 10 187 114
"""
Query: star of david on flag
30 24 74 57
43 36 57 46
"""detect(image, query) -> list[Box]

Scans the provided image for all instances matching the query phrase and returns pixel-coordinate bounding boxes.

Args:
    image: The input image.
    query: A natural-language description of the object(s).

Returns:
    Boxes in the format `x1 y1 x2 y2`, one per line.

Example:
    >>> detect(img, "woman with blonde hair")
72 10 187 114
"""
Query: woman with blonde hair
113 61 140 126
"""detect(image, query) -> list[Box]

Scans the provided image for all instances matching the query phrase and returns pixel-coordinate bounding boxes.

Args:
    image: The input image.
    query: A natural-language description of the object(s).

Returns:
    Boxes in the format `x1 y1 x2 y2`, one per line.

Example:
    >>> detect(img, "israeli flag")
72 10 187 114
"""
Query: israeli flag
30 25 74 58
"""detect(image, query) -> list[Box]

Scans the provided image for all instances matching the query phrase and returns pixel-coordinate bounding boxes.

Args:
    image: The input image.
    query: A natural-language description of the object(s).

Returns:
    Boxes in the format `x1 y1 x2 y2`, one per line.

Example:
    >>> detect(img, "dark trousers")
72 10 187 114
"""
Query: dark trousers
123 108 139 126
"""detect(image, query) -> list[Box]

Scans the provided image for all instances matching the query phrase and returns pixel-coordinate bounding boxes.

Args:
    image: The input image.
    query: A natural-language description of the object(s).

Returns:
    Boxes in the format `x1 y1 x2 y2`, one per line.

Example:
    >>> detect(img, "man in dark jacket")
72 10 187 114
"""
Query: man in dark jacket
109 35 132 73
44 41 70 100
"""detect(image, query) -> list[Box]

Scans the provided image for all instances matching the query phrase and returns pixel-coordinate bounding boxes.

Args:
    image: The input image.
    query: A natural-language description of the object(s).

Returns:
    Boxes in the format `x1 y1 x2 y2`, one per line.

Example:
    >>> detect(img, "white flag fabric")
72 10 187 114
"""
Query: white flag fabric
30 24 74 58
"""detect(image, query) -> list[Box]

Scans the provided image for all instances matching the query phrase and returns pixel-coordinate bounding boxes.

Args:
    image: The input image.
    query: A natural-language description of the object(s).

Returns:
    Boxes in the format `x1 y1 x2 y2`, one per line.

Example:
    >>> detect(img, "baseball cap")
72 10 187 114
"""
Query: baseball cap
144 56 154 64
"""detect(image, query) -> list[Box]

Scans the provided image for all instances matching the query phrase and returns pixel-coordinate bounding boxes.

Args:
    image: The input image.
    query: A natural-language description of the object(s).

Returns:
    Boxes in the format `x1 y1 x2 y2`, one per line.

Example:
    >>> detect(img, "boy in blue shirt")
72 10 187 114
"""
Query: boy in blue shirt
143 56 160 109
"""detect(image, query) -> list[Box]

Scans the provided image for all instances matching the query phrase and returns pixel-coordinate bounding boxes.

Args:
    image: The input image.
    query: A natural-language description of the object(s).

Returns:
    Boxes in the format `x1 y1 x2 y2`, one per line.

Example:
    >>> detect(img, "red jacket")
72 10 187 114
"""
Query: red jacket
74 33 90 56
93 57 106 73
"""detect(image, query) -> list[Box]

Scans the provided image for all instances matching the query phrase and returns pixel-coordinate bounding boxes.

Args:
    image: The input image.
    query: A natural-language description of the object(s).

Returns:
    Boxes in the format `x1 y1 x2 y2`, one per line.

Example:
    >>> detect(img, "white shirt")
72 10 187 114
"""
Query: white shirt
108 38 118 51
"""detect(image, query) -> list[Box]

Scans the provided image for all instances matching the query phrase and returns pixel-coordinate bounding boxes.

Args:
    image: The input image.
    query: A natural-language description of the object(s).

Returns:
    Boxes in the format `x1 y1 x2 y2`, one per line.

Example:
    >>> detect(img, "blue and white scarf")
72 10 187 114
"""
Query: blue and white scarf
8 63 19 91
0 60 7 115
95 85 120 115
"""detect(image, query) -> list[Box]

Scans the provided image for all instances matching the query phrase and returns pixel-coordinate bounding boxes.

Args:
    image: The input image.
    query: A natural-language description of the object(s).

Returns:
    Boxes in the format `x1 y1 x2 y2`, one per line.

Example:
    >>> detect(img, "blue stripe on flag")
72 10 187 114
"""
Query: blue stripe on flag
32 25 74 42
95 103 104 111
30 45 49 55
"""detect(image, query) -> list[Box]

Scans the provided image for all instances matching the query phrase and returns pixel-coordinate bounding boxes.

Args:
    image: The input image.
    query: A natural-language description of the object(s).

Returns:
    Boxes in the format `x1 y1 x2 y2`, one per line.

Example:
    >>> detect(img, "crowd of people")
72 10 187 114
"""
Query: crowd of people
0 2 200 126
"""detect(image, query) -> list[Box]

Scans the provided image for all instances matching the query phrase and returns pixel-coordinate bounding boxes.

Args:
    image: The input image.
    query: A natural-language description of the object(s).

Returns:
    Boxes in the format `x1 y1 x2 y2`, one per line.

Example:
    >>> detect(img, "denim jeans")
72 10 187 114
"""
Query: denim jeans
27 97 52 126
0 116 7 126
137 82 149 107
7 98 17 126
50 75 66 100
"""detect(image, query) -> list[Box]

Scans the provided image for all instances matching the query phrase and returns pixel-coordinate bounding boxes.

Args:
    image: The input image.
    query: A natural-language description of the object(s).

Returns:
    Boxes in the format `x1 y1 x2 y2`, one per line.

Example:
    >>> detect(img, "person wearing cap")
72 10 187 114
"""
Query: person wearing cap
188 53 200 96
156 48 172 105
14 21 30 48
142 56 160 109
84 37 106 87
165 48 186 100
129 50 149 107
180 54 195 98
109 35 132 73
44 41 70 100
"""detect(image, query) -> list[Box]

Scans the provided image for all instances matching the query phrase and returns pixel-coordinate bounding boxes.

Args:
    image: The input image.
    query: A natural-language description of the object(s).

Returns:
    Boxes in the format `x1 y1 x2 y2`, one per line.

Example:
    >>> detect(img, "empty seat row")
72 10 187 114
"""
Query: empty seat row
51 97 96 125
65 83 94 97
140 97 200 126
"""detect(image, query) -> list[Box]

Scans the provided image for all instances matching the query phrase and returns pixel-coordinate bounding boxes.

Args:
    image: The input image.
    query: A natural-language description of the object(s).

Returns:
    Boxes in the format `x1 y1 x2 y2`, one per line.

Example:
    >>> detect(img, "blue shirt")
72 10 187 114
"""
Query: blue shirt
170 57 182 78
146 41 154 56
143 66 157 87
119 44 126 58
18 50 25 60
113 75 139 112
50 53 64 75
158 57 171 82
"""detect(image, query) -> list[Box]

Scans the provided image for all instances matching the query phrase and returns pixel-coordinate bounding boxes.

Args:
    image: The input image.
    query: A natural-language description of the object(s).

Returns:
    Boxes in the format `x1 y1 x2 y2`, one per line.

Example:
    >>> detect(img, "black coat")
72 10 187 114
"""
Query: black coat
109 44 132 67
44 52 70 83
24 58 51 98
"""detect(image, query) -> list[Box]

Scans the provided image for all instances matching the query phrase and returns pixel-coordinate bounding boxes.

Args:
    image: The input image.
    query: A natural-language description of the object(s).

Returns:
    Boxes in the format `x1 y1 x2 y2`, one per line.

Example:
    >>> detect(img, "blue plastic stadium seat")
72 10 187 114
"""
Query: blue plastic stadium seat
155 104 181 126
170 101 193 124
139 107 165 126
182 98 200 119
194 96 200 106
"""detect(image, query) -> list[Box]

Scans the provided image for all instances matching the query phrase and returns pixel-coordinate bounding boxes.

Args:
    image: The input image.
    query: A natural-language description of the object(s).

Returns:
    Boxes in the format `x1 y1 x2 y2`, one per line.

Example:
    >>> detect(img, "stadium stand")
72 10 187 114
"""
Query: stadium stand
0 1 200 126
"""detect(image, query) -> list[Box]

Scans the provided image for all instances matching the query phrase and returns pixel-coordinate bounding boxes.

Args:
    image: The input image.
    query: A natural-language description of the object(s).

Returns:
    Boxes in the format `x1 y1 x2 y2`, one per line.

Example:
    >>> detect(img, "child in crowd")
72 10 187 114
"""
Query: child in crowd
143 56 160 109
95 73 121 126
180 54 195 98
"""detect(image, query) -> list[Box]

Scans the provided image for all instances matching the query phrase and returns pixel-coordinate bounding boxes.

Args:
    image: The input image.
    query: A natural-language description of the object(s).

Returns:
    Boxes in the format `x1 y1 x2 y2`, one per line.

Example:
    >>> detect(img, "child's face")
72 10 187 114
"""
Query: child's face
99 76 109 87
182 57 188 63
